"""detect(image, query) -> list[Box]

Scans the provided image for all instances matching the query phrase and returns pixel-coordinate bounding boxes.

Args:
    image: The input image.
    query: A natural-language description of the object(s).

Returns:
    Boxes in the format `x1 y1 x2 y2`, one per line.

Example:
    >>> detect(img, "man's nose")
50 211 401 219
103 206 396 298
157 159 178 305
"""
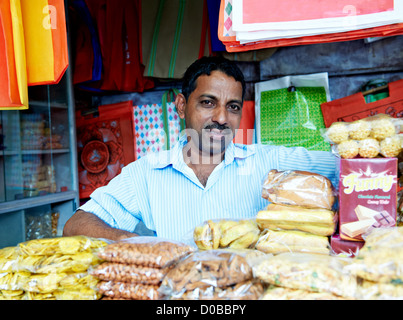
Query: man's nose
211 105 228 125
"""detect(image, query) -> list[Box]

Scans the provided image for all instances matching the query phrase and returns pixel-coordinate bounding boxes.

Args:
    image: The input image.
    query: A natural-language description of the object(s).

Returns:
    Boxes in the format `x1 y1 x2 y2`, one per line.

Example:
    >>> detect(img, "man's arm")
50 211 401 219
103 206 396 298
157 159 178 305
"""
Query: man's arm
63 210 138 241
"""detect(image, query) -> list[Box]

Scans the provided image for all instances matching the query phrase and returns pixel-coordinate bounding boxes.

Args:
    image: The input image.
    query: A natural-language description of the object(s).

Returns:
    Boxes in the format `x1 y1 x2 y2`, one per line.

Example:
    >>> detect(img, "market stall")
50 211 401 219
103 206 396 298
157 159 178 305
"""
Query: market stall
0 0 403 301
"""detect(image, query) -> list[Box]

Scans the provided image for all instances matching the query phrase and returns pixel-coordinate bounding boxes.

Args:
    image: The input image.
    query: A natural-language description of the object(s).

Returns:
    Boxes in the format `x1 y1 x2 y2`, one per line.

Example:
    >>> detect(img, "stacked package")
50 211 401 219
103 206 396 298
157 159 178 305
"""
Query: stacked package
160 249 265 300
0 236 107 300
254 252 357 300
92 237 194 300
193 219 261 251
255 170 337 255
324 114 403 159
346 227 403 300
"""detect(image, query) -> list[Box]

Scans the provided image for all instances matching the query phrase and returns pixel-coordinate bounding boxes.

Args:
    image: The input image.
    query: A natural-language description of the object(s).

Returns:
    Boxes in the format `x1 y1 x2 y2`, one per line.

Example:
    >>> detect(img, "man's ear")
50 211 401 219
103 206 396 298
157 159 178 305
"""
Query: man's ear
175 93 186 120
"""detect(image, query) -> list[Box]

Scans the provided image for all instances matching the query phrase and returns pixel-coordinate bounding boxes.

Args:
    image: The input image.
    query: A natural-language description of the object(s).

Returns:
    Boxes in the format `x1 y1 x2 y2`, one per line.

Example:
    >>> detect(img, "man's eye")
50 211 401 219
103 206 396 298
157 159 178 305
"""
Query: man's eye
201 100 214 106
228 105 241 111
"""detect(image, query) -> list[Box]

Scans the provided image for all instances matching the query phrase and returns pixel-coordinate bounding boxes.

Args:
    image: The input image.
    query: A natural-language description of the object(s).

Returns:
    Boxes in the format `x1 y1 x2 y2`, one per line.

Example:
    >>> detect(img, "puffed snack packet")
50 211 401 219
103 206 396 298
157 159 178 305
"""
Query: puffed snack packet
97 236 195 269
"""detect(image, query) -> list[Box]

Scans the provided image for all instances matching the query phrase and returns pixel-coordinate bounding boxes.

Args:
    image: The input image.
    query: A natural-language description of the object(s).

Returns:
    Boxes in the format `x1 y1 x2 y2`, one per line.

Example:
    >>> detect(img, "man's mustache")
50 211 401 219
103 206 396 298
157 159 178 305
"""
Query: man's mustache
203 123 231 131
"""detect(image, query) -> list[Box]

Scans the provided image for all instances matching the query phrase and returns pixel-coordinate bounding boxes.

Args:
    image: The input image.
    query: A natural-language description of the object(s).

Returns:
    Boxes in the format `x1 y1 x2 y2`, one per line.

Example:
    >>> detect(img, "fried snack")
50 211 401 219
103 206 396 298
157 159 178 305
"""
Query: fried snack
14 252 103 274
97 237 195 268
256 203 336 236
262 170 335 210
380 135 402 157
348 119 371 140
91 262 172 285
17 236 108 256
337 140 359 159
0 246 18 272
53 287 101 300
358 279 403 300
97 281 161 300
255 229 330 255
345 227 403 283
253 252 358 299
193 219 260 250
261 285 349 300
160 250 253 298
326 122 349 144
369 115 397 140
176 280 265 300
358 138 380 158
219 220 259 248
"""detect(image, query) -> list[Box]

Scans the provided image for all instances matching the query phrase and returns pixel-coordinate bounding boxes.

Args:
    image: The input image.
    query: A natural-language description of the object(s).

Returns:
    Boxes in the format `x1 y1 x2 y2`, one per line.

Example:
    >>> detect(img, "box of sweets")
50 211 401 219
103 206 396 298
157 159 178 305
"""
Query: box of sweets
338 158 397 241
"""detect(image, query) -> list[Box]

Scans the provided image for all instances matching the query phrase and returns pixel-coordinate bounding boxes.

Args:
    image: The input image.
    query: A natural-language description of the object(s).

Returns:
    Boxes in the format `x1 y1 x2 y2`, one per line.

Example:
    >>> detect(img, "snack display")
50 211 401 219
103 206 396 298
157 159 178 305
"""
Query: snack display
253 252 358 299
97 237 194 268
256 203 337 237
345 227 403 284
357 279 403 300
255 229 331 255
324 114 403 159
93 237 195 300
261 285 348 300
160 250 259 300
0 236 107 300
97 281 161 300
193 219 260 250
261 170 335 210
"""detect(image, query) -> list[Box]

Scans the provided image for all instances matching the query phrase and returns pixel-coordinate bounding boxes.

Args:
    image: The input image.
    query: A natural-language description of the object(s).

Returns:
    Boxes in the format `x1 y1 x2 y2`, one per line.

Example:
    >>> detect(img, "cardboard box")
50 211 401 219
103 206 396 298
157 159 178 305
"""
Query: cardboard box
338 158 397 241
330 234 364 257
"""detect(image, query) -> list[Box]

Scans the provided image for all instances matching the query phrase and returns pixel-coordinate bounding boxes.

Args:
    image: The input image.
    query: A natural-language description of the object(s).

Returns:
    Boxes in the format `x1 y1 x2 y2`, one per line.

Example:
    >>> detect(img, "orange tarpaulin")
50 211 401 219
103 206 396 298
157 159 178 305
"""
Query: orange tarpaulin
0 0 28 110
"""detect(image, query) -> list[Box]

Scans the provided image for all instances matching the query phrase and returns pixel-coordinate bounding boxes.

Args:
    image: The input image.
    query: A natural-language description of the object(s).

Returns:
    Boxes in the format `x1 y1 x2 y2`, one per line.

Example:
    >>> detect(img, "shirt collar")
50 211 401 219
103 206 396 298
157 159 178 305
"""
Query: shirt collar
148 134 256 169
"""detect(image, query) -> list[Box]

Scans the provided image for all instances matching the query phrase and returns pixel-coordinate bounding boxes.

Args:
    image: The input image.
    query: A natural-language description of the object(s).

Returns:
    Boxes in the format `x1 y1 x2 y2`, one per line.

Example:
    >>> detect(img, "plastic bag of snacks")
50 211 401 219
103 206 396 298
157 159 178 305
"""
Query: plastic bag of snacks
97 281 161 300
261 285 348 300
253 252 358 299
97 237 195 269
93 237 195 300
323 114 403 159
261 170 336 210
17 235 108 256
193 219 260 250
255 229 331 255
159 249 263 300
346 227 403 284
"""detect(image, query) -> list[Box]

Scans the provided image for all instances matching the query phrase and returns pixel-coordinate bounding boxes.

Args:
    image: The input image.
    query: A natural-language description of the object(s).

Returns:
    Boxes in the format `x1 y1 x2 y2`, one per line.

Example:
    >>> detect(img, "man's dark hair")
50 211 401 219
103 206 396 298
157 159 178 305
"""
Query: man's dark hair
181 56 246 101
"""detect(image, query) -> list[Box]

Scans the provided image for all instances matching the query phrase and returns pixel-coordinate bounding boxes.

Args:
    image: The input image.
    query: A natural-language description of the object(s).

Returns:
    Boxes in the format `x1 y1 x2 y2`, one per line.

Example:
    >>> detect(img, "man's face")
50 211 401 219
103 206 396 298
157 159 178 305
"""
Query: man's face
178 70 243 157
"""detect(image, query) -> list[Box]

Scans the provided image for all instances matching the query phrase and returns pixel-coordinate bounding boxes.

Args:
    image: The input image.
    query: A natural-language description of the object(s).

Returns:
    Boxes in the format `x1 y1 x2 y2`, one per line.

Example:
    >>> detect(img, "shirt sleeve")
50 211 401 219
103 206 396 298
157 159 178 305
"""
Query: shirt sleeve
78 162 142 233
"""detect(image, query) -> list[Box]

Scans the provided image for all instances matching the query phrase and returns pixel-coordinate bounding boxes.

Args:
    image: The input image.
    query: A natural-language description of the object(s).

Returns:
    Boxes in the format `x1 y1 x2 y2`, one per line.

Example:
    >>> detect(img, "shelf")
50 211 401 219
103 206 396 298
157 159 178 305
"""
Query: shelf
1 148 70 156
0 190 78 215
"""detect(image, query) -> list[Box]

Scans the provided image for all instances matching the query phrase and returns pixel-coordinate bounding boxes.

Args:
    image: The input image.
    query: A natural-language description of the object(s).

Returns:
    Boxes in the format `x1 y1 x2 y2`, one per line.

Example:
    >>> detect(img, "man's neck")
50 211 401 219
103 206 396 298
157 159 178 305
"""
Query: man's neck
182 143 225 187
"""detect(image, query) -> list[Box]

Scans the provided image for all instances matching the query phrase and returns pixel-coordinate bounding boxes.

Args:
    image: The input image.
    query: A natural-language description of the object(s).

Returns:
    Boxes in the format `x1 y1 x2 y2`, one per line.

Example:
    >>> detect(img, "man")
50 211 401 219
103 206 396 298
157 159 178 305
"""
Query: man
63 56 337 241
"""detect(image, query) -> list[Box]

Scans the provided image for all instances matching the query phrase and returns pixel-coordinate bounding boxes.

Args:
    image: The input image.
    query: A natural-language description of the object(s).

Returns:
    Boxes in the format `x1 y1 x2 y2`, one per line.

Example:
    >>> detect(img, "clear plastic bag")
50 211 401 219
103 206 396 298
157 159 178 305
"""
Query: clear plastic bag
160 250 254 300
322 114 403 159
255 229 331 255
175 280 265 300
261 170 336 210
357 279 403 300
97 236 195 268
346 227 403 283
13 252 103 274
97 280 161 300
193 219 261 250
17 236 108 256
91 262 172 285
253 252 358 299
256 203 337 237
261 285 350 300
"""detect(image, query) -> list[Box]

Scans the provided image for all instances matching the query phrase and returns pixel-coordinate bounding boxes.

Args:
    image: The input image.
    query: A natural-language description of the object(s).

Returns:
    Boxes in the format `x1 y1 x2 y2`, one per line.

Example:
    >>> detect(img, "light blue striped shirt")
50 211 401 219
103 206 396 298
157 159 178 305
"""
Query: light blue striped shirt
79 135 337 242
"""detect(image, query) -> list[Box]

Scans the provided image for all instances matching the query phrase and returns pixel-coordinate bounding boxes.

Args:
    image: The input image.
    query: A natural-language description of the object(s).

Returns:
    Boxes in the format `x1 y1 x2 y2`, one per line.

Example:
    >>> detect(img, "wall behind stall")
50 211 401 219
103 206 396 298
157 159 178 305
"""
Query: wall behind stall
258 35 403 100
